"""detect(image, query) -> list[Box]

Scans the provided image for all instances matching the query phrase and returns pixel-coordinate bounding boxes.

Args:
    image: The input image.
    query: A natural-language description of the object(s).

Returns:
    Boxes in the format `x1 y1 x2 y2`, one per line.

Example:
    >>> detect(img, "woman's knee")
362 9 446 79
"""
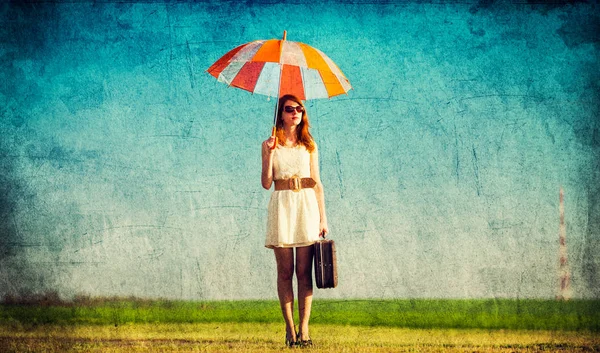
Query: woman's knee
295 246 313 281
296 269 312 285
278 266 294 282
295 260 313 284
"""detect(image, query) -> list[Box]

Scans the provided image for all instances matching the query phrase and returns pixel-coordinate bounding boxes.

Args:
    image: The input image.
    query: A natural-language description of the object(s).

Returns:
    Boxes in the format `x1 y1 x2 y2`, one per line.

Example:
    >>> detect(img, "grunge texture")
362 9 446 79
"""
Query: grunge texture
0 1 598 300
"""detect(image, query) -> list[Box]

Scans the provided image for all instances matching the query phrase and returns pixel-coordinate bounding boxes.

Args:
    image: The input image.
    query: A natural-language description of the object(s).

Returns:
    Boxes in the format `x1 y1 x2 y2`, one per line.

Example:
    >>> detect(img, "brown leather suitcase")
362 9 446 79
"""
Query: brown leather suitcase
314 239 338 289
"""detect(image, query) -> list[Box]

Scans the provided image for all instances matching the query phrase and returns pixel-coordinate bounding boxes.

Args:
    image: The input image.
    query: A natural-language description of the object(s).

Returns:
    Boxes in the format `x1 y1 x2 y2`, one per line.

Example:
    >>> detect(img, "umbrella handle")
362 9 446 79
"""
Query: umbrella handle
270 126 277 150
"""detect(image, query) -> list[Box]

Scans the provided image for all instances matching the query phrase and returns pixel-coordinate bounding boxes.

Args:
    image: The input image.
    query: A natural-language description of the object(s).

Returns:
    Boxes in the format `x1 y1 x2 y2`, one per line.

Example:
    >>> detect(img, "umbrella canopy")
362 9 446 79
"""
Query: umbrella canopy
207 31 352 101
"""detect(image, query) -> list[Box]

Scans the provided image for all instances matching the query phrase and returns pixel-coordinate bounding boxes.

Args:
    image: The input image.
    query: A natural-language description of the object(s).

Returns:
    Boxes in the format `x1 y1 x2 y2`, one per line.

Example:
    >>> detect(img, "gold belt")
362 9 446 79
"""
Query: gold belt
274 177 316 192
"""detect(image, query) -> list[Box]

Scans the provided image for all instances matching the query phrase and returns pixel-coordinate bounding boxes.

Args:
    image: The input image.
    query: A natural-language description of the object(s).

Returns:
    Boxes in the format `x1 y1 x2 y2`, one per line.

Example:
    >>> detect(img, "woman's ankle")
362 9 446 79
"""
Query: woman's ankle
298 328 310 340
285 325 297 338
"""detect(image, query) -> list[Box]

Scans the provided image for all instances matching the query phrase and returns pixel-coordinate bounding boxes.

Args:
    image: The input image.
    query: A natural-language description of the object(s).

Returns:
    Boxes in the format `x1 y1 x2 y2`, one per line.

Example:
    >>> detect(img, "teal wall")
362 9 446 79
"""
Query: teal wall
1 1 598 299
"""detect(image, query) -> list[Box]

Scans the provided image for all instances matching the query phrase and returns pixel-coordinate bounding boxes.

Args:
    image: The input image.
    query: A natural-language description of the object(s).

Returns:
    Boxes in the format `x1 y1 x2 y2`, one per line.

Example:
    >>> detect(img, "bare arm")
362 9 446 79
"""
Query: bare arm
310 143 329 236
261 137 276 190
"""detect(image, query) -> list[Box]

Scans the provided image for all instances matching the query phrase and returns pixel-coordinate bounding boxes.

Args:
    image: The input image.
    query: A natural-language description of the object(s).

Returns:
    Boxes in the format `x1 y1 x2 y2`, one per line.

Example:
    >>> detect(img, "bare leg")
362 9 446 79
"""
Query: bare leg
295 245 314 341
274 247 296 342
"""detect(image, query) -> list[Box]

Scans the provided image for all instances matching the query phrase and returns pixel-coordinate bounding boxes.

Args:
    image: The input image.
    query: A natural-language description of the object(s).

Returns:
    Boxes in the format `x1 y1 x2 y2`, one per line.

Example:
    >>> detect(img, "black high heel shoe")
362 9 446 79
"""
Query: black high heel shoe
285 332 298 348
296 332 312 348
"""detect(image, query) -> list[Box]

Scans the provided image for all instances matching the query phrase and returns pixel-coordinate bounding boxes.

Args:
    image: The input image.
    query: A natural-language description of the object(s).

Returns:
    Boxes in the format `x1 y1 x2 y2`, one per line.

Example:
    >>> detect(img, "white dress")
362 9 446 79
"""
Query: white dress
265 145 321 248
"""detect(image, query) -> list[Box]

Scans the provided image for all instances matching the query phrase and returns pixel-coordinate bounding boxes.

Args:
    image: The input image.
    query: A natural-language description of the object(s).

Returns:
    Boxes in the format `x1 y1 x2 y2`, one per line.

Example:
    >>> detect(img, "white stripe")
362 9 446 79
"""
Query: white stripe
301 67 329 99
281 41 308 68
253 62 281 97
336 73 352 93
230 40 264 63
217 61 245 85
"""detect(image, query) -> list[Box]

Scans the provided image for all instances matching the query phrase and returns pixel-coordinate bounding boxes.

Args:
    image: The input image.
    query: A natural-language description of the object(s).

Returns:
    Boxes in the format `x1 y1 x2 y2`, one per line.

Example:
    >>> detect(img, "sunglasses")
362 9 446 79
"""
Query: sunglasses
284 105 305 113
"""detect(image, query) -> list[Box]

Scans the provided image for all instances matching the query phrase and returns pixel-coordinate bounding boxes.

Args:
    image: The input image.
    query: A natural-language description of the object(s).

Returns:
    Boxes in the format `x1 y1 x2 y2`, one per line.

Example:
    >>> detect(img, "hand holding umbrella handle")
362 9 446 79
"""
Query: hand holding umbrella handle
270 126 277 150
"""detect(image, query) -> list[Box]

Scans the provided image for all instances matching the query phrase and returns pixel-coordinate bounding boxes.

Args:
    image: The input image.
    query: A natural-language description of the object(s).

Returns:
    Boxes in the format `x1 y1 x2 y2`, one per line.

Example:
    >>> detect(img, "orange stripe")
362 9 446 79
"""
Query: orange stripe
251 39 281 63
298 43 346 97
299 43 331 72
279 64 305 100
320 70 345 97
230 61 265 92
207 44 246 78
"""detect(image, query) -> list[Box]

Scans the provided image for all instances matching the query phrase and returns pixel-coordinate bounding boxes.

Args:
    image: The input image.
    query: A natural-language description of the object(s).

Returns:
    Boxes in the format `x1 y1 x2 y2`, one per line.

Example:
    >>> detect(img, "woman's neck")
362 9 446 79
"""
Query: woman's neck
283 125 297 145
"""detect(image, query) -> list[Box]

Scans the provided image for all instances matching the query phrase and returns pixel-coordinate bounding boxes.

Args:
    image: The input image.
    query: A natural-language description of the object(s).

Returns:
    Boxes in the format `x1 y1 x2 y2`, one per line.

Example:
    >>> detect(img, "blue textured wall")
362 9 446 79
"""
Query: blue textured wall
1 1 598 300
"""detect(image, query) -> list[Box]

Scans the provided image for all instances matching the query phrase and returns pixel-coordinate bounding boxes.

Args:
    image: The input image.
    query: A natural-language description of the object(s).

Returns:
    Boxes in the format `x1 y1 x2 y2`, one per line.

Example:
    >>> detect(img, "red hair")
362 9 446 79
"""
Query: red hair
275 94 315 153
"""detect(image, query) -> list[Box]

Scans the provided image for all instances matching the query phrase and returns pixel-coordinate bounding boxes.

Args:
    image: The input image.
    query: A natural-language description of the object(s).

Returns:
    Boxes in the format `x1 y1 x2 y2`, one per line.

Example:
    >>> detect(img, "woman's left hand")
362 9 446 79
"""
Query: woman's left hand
319 220 329 238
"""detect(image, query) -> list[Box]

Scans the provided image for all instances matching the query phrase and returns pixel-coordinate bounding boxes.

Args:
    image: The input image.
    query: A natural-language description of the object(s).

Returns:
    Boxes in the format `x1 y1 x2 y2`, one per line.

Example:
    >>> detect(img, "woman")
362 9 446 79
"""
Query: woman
261 94 329 347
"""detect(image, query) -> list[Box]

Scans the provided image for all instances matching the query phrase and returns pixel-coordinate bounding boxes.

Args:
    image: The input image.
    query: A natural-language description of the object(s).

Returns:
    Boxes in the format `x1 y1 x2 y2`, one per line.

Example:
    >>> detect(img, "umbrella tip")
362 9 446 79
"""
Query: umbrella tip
283 30 287 41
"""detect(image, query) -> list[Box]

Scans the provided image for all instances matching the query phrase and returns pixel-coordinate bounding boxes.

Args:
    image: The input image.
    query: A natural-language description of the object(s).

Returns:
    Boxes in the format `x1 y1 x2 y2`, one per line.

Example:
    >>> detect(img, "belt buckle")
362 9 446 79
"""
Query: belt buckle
289 176 301 192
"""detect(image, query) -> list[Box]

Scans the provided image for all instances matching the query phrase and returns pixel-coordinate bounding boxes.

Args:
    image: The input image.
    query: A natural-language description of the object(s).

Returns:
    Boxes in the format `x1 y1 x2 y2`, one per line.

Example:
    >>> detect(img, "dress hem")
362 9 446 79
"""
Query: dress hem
265 241 317 249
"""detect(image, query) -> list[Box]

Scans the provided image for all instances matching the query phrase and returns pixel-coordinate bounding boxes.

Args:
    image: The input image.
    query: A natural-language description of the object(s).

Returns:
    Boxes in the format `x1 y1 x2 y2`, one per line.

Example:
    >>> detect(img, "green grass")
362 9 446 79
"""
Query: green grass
1 298 598 331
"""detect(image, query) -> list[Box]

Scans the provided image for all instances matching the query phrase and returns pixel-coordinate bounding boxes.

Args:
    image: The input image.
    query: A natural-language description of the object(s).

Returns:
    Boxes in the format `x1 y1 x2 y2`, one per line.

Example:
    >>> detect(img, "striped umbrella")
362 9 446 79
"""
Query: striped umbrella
207 31 352 102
